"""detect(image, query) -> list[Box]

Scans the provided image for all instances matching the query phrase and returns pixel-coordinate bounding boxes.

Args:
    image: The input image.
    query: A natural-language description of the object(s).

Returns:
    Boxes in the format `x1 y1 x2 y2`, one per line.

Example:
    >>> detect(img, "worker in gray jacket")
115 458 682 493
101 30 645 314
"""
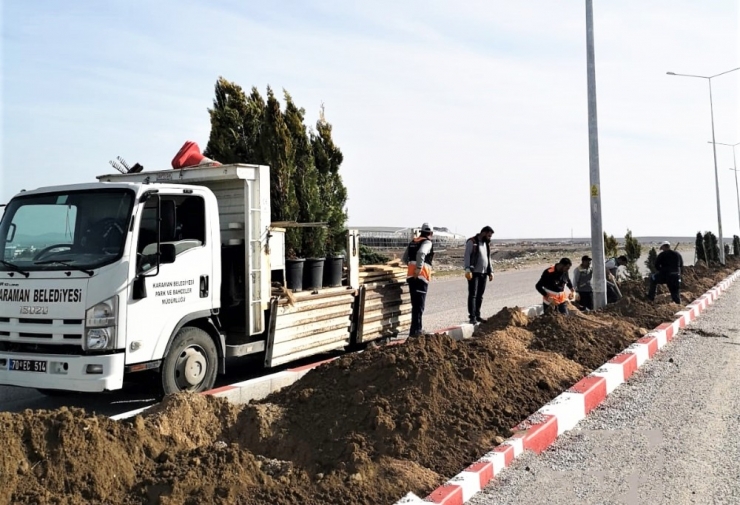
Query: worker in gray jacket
463 226 494 324
572 255 593 310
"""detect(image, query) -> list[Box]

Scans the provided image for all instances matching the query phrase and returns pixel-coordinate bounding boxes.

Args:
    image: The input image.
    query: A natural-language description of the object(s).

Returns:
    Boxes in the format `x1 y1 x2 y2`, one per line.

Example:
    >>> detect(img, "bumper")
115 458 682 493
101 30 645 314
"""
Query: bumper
0 352 125 392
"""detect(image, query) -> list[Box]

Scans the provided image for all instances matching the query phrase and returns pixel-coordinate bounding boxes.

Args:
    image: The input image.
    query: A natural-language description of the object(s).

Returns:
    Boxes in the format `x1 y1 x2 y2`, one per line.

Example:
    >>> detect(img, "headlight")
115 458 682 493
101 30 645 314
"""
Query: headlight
86 297 117 327
86 328 115 350
85 296 118 351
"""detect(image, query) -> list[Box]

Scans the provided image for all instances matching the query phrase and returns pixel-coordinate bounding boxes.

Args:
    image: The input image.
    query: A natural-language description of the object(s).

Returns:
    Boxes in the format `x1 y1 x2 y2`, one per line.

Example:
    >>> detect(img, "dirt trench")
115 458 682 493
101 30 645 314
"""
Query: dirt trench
1 262 737 505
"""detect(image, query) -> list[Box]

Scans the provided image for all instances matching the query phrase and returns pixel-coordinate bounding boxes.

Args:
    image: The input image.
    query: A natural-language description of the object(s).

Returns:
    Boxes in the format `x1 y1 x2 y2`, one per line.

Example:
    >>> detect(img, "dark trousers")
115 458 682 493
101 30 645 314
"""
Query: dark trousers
543 302 568 315
606 282 622 304
648 272 681 304
578 291 593 310
408 277 428 336
467 273 488 320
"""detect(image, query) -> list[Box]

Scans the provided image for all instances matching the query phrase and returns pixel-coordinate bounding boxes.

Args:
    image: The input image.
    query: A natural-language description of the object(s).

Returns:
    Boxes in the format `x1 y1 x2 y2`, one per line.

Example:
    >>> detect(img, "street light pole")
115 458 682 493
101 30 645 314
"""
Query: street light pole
707 79 725 264
667 67 740 265
586 0 606 309
709 141 740 235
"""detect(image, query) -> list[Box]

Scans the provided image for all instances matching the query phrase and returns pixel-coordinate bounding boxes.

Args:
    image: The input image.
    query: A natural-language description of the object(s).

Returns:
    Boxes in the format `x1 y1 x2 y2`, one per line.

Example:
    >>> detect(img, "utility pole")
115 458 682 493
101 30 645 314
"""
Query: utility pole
709 141 740 237
586 0 606 309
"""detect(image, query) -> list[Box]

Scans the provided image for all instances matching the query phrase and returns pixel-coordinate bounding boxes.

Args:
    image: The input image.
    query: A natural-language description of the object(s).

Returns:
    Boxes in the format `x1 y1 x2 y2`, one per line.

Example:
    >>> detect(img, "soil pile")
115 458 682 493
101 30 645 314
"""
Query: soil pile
528 312 640 369
1 263 737 505
242 332 584 480
0 395 261 505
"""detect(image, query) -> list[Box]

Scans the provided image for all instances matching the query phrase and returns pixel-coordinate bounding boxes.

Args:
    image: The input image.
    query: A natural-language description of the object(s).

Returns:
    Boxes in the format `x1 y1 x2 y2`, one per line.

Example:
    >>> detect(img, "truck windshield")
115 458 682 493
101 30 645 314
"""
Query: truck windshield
0 188 135 272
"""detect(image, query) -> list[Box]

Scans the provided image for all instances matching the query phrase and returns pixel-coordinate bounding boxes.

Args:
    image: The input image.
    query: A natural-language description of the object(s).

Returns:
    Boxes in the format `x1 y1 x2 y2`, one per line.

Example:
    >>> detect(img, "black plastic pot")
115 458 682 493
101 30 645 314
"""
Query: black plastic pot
286 258 305 291
323 255 345 287
303 258 325 291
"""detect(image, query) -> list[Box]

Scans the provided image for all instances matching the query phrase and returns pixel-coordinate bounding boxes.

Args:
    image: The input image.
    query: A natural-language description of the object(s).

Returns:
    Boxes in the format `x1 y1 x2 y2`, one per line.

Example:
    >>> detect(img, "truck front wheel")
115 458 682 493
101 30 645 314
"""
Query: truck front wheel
160 327 218 395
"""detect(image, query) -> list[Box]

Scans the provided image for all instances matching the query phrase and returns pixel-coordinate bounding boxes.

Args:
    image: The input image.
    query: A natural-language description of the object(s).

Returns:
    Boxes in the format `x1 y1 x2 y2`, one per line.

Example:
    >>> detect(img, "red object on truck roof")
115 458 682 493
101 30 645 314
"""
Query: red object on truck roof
171 141 221 169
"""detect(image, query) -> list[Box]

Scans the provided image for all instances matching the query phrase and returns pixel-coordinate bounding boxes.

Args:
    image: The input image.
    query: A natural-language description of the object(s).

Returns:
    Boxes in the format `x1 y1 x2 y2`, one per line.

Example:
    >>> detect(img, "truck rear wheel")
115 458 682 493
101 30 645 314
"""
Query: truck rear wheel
160 327 218 395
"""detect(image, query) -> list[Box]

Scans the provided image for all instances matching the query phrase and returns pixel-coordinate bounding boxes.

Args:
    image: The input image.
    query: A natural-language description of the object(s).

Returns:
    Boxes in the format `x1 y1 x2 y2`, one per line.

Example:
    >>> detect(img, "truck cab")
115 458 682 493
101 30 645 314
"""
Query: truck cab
0 164 410 395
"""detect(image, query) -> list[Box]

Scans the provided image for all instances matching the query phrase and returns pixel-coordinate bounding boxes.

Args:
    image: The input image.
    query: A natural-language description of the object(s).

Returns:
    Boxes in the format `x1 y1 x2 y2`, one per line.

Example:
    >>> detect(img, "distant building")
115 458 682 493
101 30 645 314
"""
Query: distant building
352 226 466 249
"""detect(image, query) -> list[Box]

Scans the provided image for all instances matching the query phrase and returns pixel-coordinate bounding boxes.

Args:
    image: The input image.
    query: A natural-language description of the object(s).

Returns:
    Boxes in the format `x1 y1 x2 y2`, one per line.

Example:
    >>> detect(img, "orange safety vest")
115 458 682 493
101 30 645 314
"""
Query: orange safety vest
542 266 568 305
406 237 434 282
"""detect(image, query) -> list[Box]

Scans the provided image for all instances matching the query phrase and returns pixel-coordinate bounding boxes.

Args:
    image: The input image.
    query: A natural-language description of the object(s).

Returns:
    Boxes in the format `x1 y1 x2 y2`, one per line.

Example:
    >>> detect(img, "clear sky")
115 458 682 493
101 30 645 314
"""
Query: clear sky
1 1 739 239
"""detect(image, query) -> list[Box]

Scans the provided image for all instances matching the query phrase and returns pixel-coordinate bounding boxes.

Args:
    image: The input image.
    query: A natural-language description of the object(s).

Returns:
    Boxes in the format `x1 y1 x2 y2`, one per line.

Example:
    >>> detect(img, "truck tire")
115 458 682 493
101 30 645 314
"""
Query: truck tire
160 326 218 395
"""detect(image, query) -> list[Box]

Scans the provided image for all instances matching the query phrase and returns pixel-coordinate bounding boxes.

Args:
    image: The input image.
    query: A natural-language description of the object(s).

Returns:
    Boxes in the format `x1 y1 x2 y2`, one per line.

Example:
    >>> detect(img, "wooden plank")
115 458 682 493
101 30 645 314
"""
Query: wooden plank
359 270 405 277
277 290 355 307
277 286 355 304
362 314 412 335
363 308 412 325
362 320 412 336
275 303 354 330
364 287 410 299
360 280 407 289
269 337 349 367
363 298 404 312
359 267 404 273
276 295 355 315
362 311 413 326
360 325 410 343
273 315 351 344
359 275 405 283
363 306 412 319
271 327 350 357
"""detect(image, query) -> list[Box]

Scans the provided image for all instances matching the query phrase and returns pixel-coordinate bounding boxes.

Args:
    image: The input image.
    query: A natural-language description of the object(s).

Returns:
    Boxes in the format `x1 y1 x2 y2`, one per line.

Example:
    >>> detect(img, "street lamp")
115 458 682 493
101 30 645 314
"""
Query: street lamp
709 141 740 235
586 0 607 309
667 67 740 265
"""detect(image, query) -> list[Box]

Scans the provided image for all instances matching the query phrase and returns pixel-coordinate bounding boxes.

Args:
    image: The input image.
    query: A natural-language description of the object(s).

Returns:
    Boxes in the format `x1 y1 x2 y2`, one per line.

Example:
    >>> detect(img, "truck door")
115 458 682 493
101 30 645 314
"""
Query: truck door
125 192 214 365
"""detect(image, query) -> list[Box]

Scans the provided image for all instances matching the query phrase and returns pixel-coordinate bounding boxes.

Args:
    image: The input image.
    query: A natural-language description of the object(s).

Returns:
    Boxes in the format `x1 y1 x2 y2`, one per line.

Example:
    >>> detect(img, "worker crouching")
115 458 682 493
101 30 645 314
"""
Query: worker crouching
536 258 576 315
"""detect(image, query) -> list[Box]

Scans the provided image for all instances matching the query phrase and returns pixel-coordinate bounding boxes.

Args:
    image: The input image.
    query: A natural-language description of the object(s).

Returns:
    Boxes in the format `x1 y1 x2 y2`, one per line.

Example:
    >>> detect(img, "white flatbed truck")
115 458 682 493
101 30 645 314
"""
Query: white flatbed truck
0 164 410 394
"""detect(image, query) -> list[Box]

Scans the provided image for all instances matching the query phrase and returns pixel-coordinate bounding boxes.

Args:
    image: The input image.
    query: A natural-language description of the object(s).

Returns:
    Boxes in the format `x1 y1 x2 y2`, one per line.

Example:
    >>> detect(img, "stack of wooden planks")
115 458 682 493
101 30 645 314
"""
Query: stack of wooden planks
359 282 411 342
358 264 407 285
268 286 356 367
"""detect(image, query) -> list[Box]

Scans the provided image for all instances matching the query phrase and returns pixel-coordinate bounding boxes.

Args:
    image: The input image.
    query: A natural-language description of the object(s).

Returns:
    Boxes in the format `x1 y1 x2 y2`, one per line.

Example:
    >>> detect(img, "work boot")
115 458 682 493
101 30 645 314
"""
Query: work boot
469 318 477 325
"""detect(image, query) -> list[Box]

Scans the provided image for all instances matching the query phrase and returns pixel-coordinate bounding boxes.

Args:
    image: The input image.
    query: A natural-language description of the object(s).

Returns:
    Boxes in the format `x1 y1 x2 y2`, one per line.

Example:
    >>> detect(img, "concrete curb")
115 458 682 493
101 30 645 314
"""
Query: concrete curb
393 270 740 505
111 306 541 421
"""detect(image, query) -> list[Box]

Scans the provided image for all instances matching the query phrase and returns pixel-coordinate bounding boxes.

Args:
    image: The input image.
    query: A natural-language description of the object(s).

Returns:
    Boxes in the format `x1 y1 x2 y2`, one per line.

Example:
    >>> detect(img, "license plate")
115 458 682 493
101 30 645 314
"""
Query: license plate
9 359 47 373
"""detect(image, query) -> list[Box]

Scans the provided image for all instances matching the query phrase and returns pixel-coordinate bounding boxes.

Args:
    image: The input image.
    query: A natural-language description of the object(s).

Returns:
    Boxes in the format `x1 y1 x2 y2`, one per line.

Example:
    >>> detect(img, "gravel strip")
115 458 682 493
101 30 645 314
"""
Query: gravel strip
470 281 740 505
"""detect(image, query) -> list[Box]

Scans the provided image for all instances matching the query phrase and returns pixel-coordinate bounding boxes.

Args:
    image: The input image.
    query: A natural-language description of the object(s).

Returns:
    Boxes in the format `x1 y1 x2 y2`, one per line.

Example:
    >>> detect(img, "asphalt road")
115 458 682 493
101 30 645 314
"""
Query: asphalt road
470 278 740 504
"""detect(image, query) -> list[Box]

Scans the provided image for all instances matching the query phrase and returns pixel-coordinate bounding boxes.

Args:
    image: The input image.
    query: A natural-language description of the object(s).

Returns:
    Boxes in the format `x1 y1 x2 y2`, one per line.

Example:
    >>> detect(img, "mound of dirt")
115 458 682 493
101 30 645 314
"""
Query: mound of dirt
475 306 529 333
0 395 260 505
239 331 585 498
603 296 683 329
528 312 641 369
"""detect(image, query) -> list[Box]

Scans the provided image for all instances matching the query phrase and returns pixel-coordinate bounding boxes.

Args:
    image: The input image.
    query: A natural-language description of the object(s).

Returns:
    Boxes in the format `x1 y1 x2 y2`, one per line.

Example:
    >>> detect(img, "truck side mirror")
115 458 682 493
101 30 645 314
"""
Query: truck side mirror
160 244 176 264
133 276 147 300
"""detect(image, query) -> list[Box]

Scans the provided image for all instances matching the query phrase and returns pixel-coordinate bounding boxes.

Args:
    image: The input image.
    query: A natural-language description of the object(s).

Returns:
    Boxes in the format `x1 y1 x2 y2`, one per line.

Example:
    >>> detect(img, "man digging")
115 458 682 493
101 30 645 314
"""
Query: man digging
536 258 576 315
647 241 683 304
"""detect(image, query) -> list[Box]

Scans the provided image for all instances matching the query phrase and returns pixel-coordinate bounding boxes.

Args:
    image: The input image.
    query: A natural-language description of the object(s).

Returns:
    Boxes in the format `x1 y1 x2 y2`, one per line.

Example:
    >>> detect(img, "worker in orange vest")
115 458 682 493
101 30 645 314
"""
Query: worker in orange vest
535 258 576 314
402 223 434 337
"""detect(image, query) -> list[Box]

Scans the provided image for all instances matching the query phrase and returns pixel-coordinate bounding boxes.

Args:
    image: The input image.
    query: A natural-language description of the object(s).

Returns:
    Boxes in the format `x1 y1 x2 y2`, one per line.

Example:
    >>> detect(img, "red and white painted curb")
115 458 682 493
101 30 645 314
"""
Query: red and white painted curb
394 270 740 505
